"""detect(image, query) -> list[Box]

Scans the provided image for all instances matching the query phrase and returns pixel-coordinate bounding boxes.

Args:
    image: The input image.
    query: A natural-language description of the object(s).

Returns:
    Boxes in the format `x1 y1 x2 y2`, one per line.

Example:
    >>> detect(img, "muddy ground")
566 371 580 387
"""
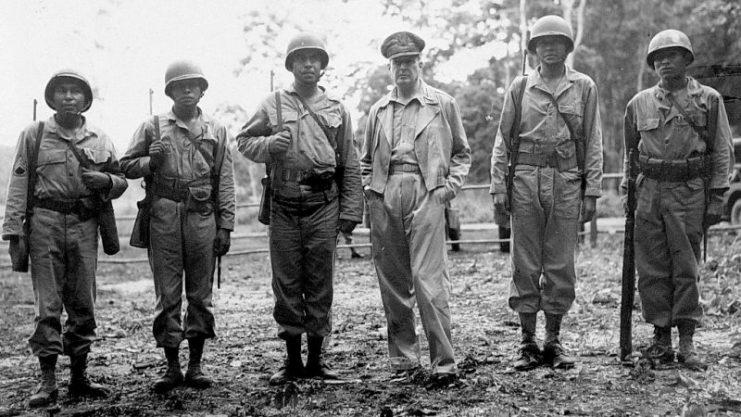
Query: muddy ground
1 229 741 417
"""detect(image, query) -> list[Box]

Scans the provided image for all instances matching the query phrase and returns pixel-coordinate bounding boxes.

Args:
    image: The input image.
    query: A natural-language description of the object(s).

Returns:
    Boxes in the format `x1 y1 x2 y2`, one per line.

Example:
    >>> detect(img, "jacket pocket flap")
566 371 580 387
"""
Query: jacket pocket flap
637 117 660 131
37 149 66 165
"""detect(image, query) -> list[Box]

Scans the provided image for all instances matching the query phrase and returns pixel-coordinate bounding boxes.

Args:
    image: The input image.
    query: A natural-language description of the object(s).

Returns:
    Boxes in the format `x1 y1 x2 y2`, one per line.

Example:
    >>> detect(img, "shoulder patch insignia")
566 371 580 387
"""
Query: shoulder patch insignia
12 159 27 176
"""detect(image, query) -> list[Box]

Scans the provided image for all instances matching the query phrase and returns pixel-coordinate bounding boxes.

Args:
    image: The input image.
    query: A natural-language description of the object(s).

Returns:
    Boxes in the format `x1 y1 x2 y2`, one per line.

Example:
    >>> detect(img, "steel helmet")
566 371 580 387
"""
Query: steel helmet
527 15 574 54
646 29 694 68
44 69 93 112
285 33 329 71
164 60 209 97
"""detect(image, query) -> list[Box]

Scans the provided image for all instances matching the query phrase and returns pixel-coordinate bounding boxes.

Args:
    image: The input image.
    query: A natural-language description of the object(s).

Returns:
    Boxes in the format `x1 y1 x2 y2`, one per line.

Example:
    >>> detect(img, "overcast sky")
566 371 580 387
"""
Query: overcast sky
0 0 502 151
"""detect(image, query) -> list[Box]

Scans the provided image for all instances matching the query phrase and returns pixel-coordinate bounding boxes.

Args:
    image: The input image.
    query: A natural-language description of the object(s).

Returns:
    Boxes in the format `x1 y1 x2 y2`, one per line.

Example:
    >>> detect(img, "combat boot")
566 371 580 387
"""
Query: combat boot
269 335 304 385
68 353 109 397
677 320 708 371
644 325 674 364
185 338 213 389
28 355 58 408
513 313 541 371
305 336 340 380
543 313 575 369
153 347 184 393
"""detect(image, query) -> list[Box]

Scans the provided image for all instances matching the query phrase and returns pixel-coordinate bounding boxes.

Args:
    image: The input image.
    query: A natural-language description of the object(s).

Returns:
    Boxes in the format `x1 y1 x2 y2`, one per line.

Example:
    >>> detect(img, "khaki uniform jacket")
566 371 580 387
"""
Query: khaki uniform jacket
2 117 128 239
237 85 363 223
120 109 236 231
361 82 471 201
490 66 603 198
621 77 732 193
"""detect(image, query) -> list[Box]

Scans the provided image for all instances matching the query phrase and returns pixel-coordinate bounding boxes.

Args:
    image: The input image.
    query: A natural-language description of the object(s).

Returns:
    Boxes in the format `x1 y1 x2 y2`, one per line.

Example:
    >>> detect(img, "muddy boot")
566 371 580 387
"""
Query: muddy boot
185 338 213 389
350 248 364 259
269 335 304 385
305 336 340 380
514 313 541 371
543 313 575 369
644 325 674 364
28 355 58 408
68 353 109 398
677 320 708 371
153 347 184 393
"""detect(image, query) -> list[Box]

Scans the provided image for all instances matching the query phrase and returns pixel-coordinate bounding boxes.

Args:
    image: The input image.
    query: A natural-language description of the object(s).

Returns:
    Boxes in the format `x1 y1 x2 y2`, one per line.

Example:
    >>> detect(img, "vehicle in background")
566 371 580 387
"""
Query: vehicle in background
692 65 741 224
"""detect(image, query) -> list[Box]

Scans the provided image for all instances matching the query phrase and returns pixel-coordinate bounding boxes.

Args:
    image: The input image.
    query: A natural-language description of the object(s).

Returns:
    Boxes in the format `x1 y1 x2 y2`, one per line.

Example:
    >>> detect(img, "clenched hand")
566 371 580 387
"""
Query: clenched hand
81 169 112 191
148 141 167 170
213 228 231 256
269 130 291 155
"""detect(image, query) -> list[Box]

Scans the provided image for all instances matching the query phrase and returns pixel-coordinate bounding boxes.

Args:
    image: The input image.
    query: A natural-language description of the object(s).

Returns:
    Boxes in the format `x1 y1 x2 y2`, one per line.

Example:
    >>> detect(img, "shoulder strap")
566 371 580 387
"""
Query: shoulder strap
64 139 92 169
293 93 336 150
275 91 283 128
667 93 716 151
545 92 584 173
26 122 44 214
153 115 161 143
510 75 528 145
545 93 578 142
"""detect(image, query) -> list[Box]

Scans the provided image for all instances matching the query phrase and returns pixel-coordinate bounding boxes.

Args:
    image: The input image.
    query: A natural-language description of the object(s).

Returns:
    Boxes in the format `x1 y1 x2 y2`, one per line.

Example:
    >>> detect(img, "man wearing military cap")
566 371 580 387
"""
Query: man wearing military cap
121 60 236 392
3 70 127 406
361 31 471 386
490 15 603 371
622 29 732 371
237 33 363 385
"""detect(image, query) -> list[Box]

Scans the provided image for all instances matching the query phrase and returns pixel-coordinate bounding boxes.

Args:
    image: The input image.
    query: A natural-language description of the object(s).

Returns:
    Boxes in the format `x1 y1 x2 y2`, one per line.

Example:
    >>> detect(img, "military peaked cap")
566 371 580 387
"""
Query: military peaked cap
381 31 425 60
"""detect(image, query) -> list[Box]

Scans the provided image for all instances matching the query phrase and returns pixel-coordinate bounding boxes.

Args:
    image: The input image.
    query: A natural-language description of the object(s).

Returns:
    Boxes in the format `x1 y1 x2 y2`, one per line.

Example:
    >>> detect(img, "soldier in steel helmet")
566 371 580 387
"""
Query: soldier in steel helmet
360 31 471 387
2 70 127 406
622 30 732 371
236 33 362 385
490 15 604 370
120 60 236 392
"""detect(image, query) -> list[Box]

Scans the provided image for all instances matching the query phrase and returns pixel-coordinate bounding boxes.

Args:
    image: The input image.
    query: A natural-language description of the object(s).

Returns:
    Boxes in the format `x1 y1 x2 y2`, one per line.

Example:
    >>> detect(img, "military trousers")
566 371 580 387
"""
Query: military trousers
269 182 339 340
368 171 456 375
149 196 216 348
28 207 99 358
635 177 704 327
509 166 581 315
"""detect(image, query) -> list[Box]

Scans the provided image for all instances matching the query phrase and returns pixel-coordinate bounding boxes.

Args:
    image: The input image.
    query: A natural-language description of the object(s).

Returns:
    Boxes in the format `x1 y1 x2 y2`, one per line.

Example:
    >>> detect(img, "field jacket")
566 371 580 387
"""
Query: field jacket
361 81 471 201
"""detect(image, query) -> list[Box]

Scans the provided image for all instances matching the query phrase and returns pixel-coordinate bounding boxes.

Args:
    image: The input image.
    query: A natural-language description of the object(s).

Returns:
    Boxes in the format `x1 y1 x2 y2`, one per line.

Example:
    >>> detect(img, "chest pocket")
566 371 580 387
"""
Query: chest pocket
190 137 217 178
36 149 68 178
269 109 299 133
81 148 112 169
558 102 584 139
637 117 660 133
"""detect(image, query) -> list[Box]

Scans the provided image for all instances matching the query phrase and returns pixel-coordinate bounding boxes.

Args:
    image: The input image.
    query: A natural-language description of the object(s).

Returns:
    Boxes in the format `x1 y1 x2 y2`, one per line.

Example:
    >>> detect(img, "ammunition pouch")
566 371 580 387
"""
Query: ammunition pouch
278 169 336 192
638 155 706 182
152 177 213 213
299 172 335 191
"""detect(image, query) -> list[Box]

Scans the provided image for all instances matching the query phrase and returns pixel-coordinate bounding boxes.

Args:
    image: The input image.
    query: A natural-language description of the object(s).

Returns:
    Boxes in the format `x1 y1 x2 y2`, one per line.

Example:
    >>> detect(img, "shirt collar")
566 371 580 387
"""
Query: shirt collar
380 80 437 108
46 115 96 141
653 76 704 100
529 65 579 92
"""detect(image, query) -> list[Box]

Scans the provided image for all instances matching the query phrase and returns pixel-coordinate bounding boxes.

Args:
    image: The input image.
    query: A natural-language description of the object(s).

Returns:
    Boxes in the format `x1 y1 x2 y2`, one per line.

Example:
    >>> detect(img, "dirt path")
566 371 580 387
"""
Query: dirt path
1 233 741 416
